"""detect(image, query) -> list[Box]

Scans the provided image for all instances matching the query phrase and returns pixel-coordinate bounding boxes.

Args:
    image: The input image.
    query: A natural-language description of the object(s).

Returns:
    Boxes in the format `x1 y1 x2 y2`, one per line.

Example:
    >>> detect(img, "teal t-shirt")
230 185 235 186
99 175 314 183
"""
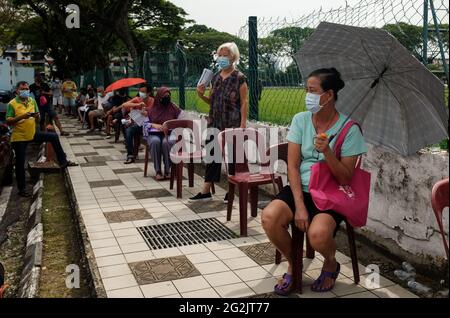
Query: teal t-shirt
287 111 368 193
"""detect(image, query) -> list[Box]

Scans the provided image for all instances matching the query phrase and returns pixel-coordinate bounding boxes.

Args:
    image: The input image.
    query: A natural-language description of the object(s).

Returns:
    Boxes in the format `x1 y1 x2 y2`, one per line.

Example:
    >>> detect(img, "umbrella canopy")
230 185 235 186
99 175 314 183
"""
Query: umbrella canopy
105 78 146 93
295 22 448 156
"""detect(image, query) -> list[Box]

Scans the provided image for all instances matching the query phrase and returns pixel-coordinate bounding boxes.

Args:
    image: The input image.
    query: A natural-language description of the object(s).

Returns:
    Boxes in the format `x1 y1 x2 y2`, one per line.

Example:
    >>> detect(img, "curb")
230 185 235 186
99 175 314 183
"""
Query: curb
17 175 44 298
62 169 107 298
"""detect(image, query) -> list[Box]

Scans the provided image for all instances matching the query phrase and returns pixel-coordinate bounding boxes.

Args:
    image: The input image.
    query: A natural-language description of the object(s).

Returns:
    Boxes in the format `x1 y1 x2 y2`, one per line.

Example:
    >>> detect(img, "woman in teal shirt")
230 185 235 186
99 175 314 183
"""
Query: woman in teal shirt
262 68 367 295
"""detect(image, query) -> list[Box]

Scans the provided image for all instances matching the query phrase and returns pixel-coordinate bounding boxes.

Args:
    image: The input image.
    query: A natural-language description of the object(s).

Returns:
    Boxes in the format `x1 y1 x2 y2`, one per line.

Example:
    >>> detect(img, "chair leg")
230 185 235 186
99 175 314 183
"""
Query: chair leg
227 182 235 221
188 163 194 187
306 235 315 259
275 176 284 193
275 249 282 265
292 224 304 294
346 221 360 284
211 182 216 194
250 187 258 217
238 183 249 237
176 161 183 198
170 164 175 190
144 144 149 177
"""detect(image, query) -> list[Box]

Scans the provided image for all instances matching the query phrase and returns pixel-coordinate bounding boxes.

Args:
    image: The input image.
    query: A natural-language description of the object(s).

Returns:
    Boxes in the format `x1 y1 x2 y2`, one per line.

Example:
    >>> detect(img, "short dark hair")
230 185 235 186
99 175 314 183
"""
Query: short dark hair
308 68 345 100
16 81 29 89
139 84 154 97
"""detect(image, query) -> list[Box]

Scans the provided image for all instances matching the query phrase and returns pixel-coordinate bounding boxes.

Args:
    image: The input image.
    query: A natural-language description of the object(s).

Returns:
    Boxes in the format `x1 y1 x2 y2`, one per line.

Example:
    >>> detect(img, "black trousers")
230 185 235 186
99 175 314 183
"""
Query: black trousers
11 131 68 192
204 133 235 183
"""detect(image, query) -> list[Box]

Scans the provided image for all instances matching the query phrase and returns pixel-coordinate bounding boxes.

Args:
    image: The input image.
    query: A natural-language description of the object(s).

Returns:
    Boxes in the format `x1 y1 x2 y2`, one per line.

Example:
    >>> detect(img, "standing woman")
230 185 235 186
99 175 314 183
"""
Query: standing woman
189 42 248 202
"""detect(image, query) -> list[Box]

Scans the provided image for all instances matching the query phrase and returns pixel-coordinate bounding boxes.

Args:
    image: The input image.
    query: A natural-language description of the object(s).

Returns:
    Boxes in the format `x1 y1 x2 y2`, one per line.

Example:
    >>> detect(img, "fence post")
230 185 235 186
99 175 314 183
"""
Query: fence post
176 41 186 110
429 0 449 83
248 16 259 121
422 0 429 65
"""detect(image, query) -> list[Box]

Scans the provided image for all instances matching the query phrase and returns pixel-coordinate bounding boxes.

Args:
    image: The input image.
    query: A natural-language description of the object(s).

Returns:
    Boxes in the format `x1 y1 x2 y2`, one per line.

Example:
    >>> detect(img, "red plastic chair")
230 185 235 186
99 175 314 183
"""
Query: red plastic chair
155 119 214 198
431 178 449 260
0 262 7 298
218 128 275 237
268 142 360 293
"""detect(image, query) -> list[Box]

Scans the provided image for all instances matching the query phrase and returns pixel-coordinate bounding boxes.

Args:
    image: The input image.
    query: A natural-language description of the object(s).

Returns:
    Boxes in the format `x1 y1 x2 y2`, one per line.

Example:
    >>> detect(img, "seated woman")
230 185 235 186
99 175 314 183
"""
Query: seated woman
261 68 367 295
146 87 184 181
122 84 154 164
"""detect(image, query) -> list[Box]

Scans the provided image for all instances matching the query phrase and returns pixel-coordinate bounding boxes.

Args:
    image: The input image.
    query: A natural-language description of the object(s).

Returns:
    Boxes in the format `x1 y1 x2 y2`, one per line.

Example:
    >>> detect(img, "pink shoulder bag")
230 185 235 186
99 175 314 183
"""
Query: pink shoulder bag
308 121 371 227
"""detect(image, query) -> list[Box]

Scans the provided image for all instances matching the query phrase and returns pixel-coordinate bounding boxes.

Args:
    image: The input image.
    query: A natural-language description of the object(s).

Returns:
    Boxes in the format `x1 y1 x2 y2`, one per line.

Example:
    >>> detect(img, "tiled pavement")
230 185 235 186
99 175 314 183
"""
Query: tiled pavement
58 117 419 299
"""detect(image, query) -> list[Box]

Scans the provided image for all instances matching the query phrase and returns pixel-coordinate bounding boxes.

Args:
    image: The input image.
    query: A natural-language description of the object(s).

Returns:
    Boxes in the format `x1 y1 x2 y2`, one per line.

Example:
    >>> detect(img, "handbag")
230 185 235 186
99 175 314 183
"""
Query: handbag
308 121 371 227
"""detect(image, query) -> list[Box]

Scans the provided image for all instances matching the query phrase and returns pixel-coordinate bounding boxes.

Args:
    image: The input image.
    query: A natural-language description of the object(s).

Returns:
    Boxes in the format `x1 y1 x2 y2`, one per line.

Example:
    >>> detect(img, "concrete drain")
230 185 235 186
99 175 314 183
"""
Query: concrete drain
137 218 238 250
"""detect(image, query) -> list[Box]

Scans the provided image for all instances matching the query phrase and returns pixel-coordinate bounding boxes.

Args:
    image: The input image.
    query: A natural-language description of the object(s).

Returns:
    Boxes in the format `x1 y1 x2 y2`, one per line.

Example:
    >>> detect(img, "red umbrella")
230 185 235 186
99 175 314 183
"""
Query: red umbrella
105 78 146 93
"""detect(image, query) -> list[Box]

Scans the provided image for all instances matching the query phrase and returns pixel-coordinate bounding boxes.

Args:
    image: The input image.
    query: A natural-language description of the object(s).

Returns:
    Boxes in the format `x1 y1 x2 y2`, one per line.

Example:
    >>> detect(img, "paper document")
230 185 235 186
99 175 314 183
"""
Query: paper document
197 68 214 87
129 109 147 127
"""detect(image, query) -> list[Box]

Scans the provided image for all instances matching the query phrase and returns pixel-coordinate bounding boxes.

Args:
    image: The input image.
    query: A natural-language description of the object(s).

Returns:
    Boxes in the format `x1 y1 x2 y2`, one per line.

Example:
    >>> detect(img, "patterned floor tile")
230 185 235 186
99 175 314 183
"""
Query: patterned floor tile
85 155 115 163
74 152 99 157
113 168 143 174
89 180 124 188
239 242 287 266
104 208 152 223
94 146 115 149
129 255 201 285
69 142 90 146
132 189 172 199
80 162 108 167
187 200 227 214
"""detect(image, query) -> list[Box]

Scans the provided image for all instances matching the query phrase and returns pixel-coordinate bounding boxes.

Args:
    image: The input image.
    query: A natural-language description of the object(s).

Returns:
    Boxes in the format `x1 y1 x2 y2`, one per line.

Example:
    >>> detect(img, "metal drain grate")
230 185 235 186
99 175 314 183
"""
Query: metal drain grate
137 218 238 250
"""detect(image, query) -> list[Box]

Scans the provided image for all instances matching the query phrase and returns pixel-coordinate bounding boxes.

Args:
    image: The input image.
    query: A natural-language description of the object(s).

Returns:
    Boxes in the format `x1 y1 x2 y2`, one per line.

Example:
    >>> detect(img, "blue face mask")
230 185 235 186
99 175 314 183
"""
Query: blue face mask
217 56 231 70
305 92 324 114
19 90 30 99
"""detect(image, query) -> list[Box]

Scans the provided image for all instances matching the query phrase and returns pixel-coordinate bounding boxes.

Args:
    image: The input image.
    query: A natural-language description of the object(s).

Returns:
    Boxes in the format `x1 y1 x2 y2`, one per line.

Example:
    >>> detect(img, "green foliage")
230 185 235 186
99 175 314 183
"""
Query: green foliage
179 24 248 85
10 0 189 78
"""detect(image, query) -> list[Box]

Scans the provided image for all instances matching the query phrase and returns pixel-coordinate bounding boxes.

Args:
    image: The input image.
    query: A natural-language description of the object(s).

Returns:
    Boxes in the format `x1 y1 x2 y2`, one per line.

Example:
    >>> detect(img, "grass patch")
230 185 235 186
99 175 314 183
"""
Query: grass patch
39 173 90 298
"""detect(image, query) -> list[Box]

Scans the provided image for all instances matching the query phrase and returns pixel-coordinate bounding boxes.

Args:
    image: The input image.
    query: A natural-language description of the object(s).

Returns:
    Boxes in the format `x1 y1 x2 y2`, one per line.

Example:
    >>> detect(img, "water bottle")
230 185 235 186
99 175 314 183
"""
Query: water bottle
402 262 415 273
407 281 432 294
394 269 415 281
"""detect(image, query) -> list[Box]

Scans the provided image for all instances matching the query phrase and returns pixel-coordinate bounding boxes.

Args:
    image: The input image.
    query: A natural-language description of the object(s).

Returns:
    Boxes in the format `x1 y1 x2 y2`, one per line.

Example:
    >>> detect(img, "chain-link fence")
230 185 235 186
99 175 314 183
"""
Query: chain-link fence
238 0 449 125
74 0 448 129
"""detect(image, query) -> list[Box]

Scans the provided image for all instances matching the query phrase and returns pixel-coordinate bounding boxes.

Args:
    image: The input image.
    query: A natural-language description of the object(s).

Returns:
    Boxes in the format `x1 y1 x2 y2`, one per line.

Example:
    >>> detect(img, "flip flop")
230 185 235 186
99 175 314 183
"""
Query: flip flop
274 273 294 296
311 262 341 293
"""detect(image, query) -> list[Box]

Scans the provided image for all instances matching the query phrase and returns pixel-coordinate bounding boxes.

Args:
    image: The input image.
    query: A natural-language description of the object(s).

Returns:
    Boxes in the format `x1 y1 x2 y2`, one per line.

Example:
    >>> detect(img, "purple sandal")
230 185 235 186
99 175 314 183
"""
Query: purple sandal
274 273 294 296
311 262 341 292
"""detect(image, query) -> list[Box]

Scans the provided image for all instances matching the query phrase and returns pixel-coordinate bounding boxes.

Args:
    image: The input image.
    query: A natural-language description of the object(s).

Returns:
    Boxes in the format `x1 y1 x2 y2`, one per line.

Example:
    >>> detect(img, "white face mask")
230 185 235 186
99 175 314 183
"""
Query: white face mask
139 92 147 99
305 92 325 114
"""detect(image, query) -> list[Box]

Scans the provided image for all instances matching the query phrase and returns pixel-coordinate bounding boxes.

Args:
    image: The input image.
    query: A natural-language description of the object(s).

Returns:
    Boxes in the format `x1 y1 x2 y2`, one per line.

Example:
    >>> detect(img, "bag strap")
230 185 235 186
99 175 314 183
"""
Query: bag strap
332 120 363 165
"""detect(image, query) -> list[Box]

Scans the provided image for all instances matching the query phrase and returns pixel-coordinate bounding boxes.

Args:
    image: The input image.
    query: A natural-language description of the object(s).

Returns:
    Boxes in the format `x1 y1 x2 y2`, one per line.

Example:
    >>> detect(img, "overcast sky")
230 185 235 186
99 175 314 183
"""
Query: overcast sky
170 0 356 34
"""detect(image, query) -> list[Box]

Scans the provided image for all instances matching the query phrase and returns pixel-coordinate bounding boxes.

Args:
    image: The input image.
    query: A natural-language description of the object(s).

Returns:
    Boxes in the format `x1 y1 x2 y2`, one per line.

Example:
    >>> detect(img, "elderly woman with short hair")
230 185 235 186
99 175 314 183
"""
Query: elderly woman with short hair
189 42 248 202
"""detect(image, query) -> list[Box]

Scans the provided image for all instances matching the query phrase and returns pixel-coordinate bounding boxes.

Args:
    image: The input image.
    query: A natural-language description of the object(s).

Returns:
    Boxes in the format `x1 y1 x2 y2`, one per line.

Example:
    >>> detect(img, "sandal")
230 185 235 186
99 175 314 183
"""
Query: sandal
274 273 294 296
311 262 341 292
155 173 164 181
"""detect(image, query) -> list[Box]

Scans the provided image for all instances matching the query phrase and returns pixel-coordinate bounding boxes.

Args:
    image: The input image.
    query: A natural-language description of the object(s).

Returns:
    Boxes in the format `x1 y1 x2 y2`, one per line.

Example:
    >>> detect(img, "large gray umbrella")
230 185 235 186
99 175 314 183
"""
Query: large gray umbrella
295 22 448 156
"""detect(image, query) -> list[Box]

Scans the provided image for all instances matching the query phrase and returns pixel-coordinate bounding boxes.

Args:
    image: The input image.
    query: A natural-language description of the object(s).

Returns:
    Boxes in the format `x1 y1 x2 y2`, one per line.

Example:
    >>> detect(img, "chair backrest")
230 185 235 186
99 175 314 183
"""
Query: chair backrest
431 178 449 216
217 128 267 175
163 119 201 152
431 178 449 260
265 142 289 169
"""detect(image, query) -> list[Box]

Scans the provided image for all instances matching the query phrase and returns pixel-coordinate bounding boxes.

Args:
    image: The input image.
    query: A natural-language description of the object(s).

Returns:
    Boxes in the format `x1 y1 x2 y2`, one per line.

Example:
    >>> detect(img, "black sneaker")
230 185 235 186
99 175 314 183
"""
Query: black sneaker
189 192 212 202
223 192 229 203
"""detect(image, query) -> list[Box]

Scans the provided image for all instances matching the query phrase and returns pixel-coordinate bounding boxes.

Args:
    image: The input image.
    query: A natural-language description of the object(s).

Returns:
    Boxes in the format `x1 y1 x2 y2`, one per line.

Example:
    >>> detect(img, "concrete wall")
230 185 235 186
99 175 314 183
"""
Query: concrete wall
183 111 449 267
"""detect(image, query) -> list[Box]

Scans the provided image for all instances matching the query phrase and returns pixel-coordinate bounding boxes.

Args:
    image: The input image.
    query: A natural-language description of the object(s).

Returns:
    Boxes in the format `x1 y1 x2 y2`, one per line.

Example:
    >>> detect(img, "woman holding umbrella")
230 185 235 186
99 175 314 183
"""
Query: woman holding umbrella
262 68 368 295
